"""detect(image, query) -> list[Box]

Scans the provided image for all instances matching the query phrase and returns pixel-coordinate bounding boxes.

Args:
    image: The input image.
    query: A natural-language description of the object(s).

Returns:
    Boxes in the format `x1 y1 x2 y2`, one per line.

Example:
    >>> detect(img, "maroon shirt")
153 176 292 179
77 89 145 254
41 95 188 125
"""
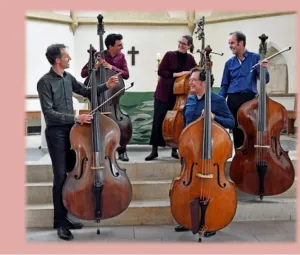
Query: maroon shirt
81 50 129 85
154 50 197 105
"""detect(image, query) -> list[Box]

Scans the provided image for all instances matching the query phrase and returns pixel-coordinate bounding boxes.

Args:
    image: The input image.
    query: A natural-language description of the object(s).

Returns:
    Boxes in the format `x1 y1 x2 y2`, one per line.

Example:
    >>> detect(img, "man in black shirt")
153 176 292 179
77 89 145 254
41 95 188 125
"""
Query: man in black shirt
37 43 119 241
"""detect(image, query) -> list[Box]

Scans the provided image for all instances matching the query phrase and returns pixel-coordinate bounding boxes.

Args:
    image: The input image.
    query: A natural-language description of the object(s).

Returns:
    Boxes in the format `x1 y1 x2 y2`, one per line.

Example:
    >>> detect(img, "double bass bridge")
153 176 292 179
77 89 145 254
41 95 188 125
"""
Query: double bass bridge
254 144 270 149
90 166 105 170
196 173 213 179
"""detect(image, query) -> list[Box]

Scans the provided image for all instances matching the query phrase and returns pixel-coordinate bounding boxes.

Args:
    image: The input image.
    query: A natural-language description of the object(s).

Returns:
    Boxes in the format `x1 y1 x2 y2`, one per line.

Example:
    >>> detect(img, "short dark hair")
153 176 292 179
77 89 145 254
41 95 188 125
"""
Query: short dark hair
45 44 67 65
182 35 194 53
105 33 123 49
191 67 214 87
230 31 246 47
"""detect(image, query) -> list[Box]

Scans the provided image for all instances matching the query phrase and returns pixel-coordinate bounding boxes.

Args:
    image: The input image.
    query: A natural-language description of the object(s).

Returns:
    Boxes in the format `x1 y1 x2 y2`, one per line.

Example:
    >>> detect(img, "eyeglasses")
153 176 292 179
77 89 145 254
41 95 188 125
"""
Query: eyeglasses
189 78 200 82
178 41 188 46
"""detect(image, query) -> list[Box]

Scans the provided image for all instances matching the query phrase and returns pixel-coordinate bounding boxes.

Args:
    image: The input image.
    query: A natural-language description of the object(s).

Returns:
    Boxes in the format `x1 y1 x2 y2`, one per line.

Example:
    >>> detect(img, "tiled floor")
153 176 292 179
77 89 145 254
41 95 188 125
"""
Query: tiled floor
26 220 296 243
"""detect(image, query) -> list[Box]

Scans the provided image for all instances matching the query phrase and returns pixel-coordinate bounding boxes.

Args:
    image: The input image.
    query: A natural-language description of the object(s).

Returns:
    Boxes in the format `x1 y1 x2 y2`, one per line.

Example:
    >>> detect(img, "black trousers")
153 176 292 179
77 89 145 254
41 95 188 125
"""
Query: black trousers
227 92 256 148
149 98 175 147
45 124 76 227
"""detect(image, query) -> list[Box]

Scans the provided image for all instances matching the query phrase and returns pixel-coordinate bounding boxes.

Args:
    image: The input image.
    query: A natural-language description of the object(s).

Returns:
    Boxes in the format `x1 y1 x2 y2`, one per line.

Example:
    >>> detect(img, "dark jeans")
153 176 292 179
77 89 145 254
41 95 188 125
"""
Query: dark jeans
45 124 76 227
227 92 256 148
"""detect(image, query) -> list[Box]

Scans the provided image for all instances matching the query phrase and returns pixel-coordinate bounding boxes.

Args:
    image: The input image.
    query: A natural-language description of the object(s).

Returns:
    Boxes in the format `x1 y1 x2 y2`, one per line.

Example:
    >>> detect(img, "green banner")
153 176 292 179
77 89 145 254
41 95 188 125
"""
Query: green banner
119 88 221 144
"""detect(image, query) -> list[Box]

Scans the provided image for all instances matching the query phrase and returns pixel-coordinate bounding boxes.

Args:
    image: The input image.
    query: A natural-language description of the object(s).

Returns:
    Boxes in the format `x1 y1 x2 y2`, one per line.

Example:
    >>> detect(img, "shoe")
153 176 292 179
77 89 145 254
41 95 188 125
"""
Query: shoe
174 225 189 232
57 226 74 241
171 149 179 159
54 218 83 230
118 151 129 161
204 231 216 237
145 151 158 161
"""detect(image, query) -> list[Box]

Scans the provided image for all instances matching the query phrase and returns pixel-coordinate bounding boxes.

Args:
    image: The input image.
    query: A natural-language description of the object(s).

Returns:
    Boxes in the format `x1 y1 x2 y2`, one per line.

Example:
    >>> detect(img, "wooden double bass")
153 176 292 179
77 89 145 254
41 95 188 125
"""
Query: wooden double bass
169 45 237 241
229 34 295 200
86 14 133 150
162 17 206 148
62 42 132 233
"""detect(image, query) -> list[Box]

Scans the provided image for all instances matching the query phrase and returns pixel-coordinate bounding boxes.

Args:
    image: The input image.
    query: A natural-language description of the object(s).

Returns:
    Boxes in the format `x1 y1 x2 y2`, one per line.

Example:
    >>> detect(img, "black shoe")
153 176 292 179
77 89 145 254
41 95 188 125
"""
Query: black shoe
171 149 179 159
57 226 74 241
145 151 158 161
119 151 129 161
174 225 189 232
54 218 83 230
204 231 216 238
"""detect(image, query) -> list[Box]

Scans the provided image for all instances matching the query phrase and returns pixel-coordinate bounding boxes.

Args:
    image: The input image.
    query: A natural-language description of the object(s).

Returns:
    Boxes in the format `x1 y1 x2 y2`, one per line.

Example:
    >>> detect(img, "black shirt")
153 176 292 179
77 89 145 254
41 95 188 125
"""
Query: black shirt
37 68 108 126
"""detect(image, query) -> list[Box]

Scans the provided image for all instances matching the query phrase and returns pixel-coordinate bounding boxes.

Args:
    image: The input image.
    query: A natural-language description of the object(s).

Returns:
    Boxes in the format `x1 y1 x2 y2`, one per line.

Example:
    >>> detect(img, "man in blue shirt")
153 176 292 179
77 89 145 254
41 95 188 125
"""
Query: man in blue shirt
174 67 235 237
219 31 269 149
184 69 235 129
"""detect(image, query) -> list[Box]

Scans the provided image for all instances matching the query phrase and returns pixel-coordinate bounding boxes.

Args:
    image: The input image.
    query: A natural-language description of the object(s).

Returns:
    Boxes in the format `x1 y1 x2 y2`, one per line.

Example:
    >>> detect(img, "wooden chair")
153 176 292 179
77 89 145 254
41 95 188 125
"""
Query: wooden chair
287 94 297 135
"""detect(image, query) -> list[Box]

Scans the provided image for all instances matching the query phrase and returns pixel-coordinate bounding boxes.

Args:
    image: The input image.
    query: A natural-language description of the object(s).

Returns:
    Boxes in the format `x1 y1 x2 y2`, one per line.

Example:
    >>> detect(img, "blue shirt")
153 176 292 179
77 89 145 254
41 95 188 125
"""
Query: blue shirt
219 50 270 98
183 92 235 129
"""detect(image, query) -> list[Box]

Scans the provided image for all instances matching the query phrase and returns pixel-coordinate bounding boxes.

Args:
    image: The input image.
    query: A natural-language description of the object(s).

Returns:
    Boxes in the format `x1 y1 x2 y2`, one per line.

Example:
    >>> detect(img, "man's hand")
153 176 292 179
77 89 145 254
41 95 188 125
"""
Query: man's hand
76 114 93 125
106 73 120 88
260 59 268 68
95 56 113 70
201 109 215 119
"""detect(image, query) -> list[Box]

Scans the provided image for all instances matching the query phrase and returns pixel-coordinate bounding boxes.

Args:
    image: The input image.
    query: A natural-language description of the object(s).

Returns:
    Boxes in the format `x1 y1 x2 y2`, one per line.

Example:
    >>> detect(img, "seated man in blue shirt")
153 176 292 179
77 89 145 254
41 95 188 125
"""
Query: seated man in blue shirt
219 31 269 149
174 67 235 237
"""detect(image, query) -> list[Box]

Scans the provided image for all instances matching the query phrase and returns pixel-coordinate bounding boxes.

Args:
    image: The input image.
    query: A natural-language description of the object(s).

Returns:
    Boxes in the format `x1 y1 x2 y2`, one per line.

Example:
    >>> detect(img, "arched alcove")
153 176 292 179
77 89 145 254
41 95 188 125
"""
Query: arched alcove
264 42 288 94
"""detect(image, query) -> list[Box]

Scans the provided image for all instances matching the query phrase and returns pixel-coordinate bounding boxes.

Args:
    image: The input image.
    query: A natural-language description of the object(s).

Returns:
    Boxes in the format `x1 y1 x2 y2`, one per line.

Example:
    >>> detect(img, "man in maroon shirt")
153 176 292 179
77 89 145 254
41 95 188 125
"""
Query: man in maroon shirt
81 33 130 161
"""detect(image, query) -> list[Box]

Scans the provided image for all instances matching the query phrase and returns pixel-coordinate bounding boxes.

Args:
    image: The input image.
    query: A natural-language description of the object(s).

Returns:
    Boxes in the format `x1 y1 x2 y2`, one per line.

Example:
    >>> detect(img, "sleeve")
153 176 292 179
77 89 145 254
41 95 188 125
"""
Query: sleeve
37 79 75 123
190 55 197 68
111 55 129 80
213 97 235 129
81 62 89 78
255 55 270 84
184 95 197 127
219 61 230 99
71 75 108 98
157 52 174 78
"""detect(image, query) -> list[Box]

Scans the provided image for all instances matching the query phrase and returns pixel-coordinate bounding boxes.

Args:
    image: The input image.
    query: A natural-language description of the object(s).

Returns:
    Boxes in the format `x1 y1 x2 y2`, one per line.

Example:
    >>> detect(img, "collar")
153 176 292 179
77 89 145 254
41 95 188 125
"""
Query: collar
194 93 205 100
49 67 66 78
236 49 248 62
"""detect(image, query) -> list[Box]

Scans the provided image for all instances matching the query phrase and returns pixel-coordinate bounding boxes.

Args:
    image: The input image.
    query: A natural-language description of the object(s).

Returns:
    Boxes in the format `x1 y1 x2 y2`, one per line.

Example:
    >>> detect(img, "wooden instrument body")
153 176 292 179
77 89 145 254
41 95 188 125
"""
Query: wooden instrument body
162 74 191 148
169 45 237 235
170 118 237 233
101 68 133 148
62 113 132 220
230 96 295 196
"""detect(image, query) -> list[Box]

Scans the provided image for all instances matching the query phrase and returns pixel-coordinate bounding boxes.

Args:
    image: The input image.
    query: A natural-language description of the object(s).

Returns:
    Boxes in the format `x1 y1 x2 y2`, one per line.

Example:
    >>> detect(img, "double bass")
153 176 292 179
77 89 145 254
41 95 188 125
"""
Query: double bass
85 14 133 150
229 34 295 200
62 39 132 234
169 45 237 242
162 17 206 148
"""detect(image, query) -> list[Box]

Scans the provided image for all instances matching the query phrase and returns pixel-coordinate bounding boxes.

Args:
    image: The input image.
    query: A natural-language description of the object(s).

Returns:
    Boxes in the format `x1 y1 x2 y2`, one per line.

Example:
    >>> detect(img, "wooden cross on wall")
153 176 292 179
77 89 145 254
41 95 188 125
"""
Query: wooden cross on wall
127 46 139 66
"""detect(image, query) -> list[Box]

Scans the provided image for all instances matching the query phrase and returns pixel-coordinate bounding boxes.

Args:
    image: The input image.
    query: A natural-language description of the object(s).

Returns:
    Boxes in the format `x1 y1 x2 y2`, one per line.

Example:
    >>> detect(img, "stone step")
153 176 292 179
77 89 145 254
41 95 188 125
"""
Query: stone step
26 180 171 204
26 176 298 205
25 198 296 228
26 151 297 183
